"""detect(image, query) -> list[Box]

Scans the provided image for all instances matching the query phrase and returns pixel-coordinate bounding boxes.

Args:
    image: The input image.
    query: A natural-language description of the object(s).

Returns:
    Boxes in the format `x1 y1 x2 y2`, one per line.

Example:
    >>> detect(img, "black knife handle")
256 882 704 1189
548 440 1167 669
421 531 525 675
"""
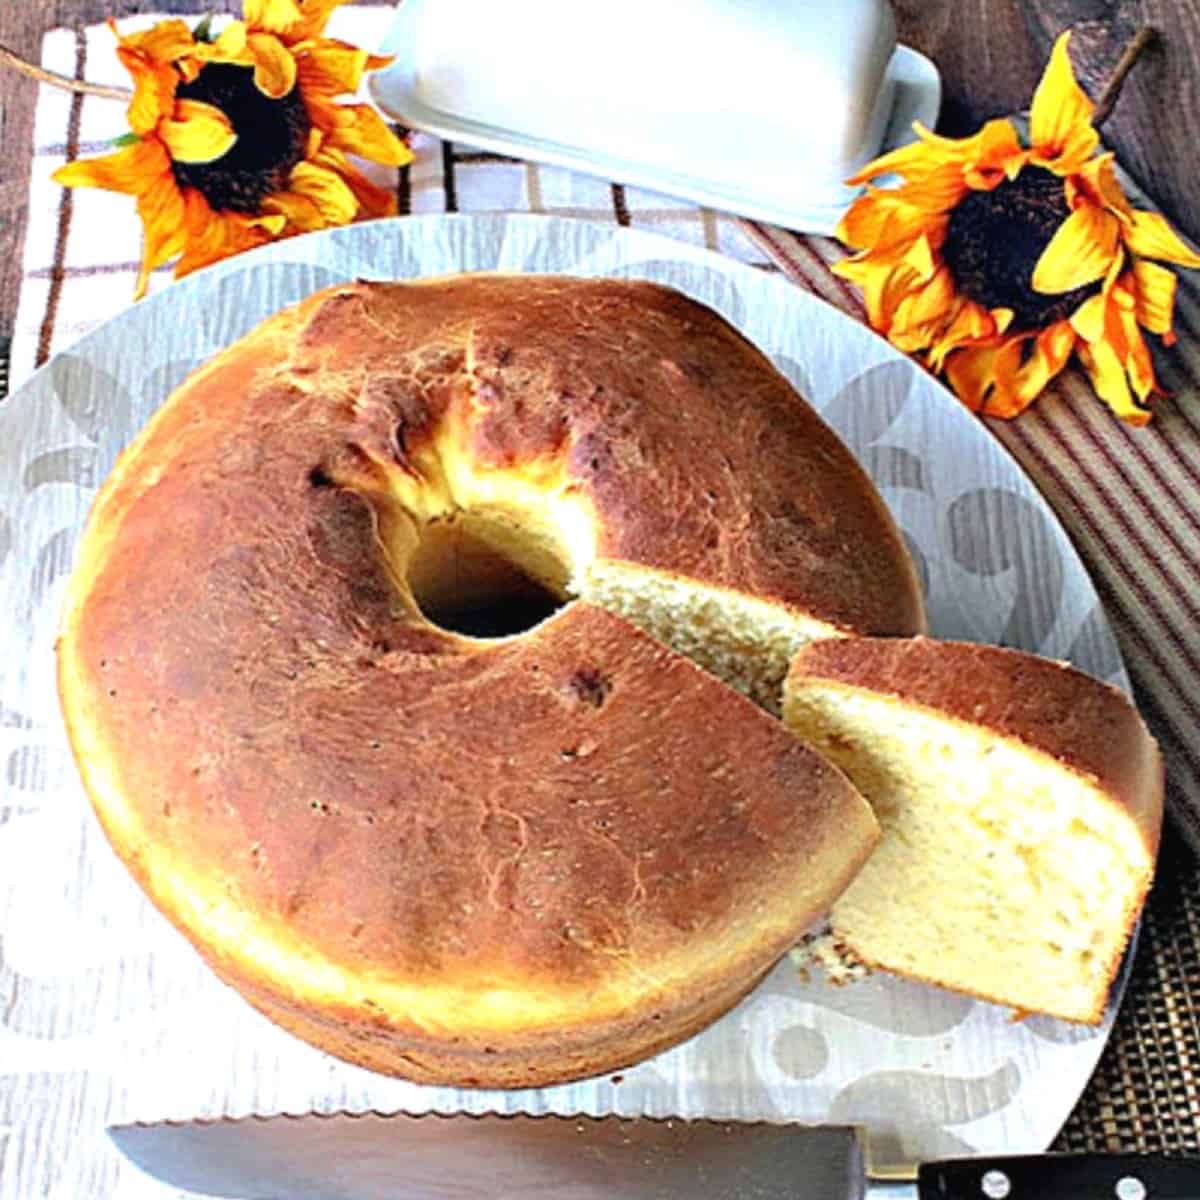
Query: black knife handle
918 1154 1200 1200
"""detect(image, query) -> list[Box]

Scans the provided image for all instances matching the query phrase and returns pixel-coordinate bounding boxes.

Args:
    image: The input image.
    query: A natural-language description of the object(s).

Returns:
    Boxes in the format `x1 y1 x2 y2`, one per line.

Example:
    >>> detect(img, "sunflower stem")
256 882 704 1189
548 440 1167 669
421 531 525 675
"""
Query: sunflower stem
0 41 131 101
1092 26 1157 129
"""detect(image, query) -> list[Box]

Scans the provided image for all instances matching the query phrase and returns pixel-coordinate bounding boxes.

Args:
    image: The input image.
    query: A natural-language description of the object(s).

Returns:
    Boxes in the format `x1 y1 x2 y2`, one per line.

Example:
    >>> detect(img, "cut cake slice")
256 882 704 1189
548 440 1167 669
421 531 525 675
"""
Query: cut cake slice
782 637 1163 1023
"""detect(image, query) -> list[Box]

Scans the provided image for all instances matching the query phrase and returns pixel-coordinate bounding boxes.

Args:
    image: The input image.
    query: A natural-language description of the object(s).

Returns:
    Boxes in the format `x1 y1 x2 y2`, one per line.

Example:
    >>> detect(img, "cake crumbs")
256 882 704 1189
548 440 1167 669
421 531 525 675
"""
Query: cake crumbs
790 929 871 986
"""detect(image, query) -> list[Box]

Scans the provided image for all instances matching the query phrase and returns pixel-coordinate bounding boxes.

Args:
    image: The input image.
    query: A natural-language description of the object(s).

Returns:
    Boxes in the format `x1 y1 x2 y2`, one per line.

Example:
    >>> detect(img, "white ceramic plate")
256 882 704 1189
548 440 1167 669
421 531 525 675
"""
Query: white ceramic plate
0 215 1129 1199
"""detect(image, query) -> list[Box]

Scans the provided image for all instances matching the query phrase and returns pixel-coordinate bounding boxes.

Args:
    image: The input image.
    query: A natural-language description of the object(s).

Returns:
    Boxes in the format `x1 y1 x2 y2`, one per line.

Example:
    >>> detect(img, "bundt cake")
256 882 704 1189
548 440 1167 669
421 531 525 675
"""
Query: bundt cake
57 275 925 1085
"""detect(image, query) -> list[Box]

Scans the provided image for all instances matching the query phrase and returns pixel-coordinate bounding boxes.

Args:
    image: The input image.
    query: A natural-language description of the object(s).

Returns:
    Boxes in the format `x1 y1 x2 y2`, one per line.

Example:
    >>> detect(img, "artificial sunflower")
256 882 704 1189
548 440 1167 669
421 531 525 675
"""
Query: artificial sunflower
834 31 1200 425
53 0 413 298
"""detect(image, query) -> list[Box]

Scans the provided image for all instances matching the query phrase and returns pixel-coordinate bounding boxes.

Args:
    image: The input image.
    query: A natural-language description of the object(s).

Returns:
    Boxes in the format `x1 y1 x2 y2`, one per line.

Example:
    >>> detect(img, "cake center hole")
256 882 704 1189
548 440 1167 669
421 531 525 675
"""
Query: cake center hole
407 512 570 638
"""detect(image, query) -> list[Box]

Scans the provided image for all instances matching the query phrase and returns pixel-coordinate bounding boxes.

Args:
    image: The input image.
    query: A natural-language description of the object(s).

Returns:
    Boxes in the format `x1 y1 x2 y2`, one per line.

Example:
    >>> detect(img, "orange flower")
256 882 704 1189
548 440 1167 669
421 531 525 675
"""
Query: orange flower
834 32 1200 425
53 2 413 298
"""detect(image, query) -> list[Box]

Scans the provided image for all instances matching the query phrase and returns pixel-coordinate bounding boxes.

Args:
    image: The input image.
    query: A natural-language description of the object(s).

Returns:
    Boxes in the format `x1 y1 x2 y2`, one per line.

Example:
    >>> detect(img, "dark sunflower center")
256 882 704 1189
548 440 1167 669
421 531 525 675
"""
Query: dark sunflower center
172 63 310 214
942 166 1097 331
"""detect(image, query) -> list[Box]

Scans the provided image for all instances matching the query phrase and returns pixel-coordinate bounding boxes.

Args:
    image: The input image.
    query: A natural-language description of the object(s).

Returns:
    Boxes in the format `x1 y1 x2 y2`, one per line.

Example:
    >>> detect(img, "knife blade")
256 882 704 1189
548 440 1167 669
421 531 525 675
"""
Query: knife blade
108 1113 1200 1200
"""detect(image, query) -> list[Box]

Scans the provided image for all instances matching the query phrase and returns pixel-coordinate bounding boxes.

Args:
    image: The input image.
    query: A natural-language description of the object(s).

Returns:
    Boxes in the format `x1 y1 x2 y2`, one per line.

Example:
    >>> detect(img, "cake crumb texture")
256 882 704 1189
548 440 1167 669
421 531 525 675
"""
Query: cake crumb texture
783 637 1163 1024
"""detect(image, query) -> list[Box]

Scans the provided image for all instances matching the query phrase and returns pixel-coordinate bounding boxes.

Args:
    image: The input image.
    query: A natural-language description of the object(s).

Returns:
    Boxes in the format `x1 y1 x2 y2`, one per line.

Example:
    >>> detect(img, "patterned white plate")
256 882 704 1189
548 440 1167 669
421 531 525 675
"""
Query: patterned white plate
0 214 1130 1198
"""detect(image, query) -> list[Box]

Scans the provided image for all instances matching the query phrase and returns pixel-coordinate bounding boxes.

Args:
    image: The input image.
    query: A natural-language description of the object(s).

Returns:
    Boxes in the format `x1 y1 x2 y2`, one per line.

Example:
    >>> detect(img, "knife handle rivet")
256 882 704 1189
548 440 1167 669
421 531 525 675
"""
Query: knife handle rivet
1115 1177 1147 1200
980 1169 1011 1199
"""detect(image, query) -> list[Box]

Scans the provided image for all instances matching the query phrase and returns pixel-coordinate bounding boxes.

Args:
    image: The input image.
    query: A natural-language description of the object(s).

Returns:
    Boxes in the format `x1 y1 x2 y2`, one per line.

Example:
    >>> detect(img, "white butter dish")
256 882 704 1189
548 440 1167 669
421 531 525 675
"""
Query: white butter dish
369 0 940 234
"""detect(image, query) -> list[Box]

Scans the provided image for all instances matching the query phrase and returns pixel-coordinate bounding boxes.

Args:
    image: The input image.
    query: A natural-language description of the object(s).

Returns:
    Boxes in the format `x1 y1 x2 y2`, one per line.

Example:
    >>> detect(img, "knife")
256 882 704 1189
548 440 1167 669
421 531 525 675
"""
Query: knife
108 1113 1200 1200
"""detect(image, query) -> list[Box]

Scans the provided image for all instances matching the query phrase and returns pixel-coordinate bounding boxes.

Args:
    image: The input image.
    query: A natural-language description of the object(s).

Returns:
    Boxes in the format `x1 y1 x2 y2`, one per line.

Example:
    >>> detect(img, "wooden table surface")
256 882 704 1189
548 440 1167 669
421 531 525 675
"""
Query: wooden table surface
2 0 1199 349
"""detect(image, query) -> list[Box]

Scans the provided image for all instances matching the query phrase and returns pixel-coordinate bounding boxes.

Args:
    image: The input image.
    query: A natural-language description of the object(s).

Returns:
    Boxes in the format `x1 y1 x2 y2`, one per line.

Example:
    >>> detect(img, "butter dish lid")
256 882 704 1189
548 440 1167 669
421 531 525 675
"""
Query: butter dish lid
369 0 941 234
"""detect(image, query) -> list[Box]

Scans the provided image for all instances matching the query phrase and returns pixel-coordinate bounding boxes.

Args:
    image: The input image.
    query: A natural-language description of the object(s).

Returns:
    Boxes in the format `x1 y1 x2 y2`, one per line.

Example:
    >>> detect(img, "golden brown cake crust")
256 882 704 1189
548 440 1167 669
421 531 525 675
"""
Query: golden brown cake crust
56 276 899 1087
786 636 1163 855
285 276 924 634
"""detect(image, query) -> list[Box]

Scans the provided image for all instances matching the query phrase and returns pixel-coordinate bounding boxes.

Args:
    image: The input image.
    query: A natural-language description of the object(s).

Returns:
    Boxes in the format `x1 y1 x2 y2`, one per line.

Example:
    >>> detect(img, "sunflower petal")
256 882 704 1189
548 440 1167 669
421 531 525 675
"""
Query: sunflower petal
1111 271 1137 312
926 306 969 370
114 23 197 135
902 233 938 283
159 98 237 163
297 90 337 138
835 233 915 276
848 117 1027 188
313 145 397 217
892 265 957 336
244 0 304 35
1077 154 1133 220
916 119 1022 167
292 0 349 42
945 343 1001 412
247 32 298 98
1078 255 1128 364
298 40 371 93
121 59 178 136
1077 340 1151 426
1069 293 1106 343
1040 317 1078 373
1103 243 1128 291
1029 32 1098 163
1033 118 1099 176
1103 281 1134 364
118 17 198 63
1119 306 1158 401
133 167 188 299
962 119 1028 187
889 325 937 354
323 103 413 166
977 118 1025 163
855 257 922 332
178 55 202 84
836 190 947 256
928 300 996 369
53 138 171 195
1125 210 1200 267
286 160 359 224
1032 204 1120 293
831 252 870 285
906 269 958 326
985 337 1034 419
1131 258 1178 337
837 192 900 249
261 189 327 231
207 19 250 62
845 131 949 185
889 290 953 352
990 321 1076 417
983 385 1033 420
176 188 285 278
889 164 969 212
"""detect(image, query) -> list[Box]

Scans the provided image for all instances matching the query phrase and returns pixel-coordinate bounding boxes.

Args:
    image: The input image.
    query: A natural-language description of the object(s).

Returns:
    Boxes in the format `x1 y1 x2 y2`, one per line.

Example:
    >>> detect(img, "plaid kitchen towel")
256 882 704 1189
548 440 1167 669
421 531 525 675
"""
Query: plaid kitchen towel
9 8 1200 860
